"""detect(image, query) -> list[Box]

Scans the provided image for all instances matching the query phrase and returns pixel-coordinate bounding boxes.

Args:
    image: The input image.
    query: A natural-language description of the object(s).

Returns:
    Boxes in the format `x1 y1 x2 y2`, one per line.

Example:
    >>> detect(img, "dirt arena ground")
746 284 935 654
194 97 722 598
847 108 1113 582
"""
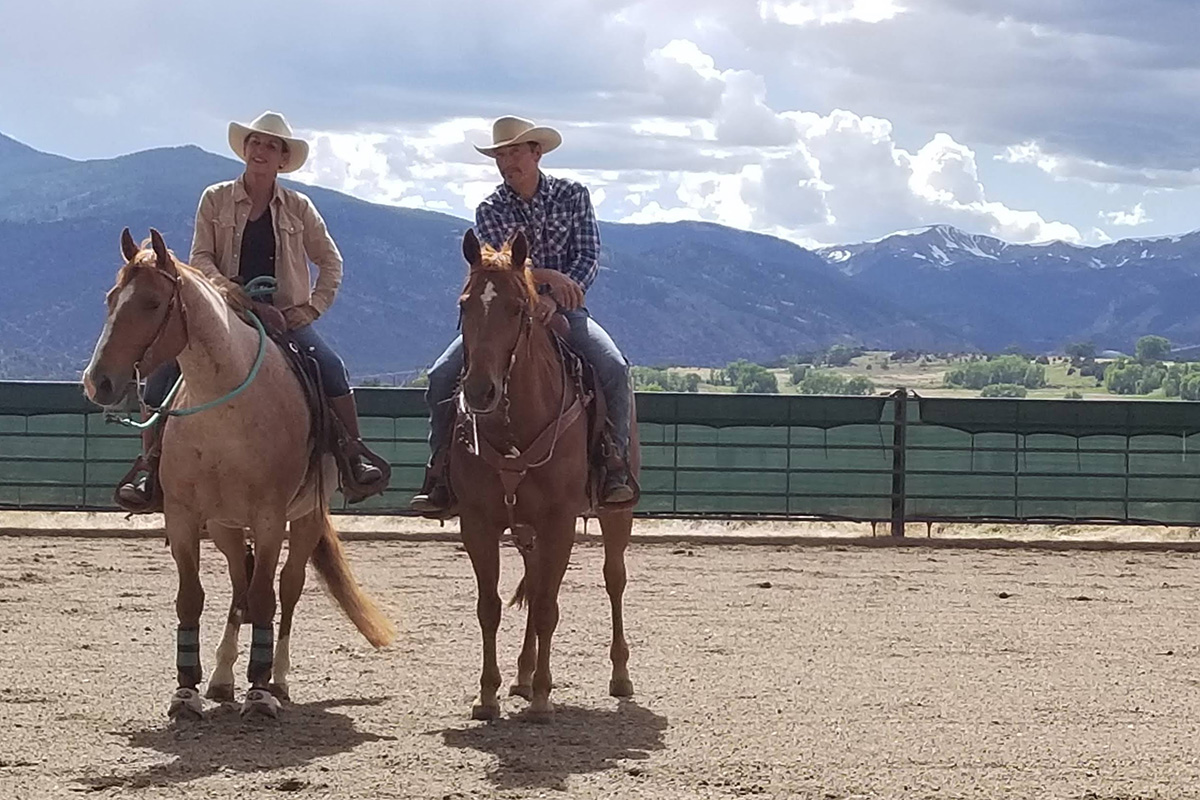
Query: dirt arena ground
3 514 1200 798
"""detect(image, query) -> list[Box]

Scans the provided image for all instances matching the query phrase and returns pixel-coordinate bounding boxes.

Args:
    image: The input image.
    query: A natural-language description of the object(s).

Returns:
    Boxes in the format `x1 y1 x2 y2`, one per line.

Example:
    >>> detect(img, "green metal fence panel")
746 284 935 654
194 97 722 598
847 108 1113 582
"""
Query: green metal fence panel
6 381 1200 527
0 382 896 520
908 396 1200 524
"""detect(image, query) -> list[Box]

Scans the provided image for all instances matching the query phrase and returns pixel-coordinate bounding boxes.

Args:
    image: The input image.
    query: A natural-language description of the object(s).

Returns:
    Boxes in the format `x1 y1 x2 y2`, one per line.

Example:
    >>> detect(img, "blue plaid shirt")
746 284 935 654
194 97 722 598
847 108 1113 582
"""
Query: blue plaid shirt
474 173 601 293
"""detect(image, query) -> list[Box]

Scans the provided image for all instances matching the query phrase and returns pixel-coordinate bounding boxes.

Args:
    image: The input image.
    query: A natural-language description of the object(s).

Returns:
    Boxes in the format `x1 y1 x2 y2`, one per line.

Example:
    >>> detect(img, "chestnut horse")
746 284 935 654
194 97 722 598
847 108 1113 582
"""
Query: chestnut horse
450 229 639 720
82 228 394 719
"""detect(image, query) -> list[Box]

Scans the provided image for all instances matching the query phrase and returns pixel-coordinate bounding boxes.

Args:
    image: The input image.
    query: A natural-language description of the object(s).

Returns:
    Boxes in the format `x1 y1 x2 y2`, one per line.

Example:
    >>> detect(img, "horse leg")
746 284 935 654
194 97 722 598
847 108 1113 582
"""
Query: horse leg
166 513 206 720
461 514 503 720
206 523 249 703
241 514 286 718
528 513 576 719
599 509 634 697
272 513 324 701
509 589 536 700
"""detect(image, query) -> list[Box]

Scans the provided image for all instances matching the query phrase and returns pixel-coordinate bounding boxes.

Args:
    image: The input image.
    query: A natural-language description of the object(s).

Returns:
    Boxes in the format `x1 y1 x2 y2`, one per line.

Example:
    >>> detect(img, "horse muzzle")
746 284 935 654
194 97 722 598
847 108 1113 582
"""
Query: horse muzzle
83 368 132 408
461 376 502 416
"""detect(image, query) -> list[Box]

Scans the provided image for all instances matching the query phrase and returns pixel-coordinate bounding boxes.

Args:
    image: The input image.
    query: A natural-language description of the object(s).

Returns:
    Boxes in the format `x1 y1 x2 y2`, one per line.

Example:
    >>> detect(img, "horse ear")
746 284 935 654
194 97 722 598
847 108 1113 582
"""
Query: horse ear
462 229 481 269
510 230 529 272
120 227 139 262
149 228 177 277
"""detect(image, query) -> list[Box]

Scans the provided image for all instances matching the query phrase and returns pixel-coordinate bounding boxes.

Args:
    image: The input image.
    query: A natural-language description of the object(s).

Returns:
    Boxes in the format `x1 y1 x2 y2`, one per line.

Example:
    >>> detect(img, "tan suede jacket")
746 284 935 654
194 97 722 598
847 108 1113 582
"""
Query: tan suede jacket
188 176 343 315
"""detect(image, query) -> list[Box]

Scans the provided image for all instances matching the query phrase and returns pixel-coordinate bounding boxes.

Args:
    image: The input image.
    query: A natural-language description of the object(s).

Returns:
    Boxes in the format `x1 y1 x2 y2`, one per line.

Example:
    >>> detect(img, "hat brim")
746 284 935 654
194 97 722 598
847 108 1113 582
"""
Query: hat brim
474 127 562 158
228 121 309 173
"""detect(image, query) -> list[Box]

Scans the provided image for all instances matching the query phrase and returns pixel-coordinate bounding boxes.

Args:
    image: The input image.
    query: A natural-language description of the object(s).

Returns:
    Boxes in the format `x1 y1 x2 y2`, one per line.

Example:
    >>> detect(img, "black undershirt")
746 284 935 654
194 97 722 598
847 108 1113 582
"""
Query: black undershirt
239 207 276 303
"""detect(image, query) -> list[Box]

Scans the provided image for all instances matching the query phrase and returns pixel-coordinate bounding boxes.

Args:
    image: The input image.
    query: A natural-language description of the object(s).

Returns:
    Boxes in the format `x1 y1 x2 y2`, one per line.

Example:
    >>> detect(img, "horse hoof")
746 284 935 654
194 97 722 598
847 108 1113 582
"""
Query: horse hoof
241 688 281 718
508 683 532 700
527 706 553 723
609 678 635 698
168 687 204 720
471 702 500 721
205 682 235 703
268 682 290 701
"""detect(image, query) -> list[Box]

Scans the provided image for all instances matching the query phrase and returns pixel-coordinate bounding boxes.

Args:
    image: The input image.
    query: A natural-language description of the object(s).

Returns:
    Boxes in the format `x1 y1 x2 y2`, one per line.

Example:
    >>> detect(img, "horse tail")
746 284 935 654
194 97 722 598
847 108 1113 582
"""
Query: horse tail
508 577 527 609
508 549 541 609
243 542 255 585
309 509 396 648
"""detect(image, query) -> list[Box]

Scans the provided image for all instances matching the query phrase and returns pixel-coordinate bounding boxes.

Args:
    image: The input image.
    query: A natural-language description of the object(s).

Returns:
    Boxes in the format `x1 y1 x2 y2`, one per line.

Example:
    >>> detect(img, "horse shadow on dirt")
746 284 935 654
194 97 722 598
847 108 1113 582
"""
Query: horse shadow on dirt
439 699 668 792
75 696 394 792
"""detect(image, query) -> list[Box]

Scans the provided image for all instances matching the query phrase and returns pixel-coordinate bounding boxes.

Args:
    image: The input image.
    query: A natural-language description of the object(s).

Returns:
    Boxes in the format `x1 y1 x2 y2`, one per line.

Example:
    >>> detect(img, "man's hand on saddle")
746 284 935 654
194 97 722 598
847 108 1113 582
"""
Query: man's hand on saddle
532 295 558 325
530 268 584 310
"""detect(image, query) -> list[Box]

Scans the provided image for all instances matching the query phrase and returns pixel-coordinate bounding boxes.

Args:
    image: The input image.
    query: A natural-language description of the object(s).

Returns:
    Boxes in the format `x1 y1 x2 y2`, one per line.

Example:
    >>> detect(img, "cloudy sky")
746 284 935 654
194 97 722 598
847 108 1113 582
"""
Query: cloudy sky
5 0 1200 248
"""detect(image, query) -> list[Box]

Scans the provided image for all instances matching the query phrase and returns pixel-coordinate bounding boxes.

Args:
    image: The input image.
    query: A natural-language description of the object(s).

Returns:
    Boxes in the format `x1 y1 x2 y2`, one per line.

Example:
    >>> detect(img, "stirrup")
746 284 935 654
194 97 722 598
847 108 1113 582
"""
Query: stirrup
334 438 391 505
350 452 383 483
113 455 162 514
596 462 640 511
602 475 635 505
410 465 454 517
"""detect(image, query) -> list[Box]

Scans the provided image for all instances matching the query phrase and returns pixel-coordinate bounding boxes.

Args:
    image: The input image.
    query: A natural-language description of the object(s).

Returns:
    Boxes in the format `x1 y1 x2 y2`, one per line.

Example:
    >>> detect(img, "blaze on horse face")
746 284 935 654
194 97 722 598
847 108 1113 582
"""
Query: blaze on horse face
82 228 183 407
457 229 534 415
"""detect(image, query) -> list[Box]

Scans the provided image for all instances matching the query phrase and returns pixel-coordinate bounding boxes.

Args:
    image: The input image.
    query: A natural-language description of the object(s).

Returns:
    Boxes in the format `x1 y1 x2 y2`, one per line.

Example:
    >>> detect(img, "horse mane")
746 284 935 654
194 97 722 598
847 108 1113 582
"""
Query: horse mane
117 241 253 315
465 242 538 304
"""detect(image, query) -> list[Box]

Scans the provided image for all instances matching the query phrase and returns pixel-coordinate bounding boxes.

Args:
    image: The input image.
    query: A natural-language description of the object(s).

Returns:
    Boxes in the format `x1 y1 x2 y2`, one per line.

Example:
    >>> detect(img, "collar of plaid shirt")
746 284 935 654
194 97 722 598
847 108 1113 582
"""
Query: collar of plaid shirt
479 172 601 293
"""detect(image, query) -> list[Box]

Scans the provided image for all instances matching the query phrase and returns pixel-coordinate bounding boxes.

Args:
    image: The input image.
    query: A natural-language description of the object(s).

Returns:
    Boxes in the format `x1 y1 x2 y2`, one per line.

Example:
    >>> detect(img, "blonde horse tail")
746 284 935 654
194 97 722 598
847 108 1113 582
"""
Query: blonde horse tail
309 509 396 648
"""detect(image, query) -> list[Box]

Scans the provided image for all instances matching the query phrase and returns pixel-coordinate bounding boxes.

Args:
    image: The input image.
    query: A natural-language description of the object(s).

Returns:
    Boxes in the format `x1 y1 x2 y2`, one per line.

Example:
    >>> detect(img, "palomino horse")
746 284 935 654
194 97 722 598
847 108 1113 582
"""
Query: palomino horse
451 229 639 720
82 228 394 719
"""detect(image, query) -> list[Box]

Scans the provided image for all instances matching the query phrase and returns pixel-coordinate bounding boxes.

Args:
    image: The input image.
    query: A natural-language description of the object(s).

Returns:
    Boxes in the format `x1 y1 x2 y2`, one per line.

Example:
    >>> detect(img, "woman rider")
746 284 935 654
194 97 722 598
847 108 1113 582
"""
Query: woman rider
116 111 384 510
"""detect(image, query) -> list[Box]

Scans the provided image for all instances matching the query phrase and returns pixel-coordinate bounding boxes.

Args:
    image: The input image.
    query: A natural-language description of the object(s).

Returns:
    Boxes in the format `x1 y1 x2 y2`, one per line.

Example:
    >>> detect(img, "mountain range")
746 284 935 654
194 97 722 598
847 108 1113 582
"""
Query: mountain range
1 131 1197 380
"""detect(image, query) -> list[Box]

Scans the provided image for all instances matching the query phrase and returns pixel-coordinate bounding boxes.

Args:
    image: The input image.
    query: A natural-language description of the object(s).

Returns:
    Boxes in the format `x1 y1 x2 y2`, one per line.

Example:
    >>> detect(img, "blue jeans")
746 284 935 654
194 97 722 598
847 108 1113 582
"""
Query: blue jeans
143 322 352 407
425 308 632 464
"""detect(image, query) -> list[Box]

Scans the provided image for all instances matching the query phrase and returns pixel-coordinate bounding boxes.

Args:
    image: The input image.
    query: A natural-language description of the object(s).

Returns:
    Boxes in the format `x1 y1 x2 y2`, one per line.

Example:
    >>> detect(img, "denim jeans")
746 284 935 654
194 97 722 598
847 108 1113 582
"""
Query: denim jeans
142 322 352 408
425 308 631 463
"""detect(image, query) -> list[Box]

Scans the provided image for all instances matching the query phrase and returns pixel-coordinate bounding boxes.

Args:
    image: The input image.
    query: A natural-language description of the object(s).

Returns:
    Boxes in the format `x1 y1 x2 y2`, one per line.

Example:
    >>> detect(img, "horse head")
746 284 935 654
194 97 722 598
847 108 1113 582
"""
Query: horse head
82 227 186 407
457 228 537 415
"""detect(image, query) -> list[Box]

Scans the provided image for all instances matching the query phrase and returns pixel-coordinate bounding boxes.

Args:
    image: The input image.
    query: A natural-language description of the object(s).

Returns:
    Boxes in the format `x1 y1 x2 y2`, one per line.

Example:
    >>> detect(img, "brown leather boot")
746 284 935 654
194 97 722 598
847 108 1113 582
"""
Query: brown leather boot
410 468 452 515
328 392 384 485
597 437 637 508
601 467 635 505
115 418 165 513
409 440 454 516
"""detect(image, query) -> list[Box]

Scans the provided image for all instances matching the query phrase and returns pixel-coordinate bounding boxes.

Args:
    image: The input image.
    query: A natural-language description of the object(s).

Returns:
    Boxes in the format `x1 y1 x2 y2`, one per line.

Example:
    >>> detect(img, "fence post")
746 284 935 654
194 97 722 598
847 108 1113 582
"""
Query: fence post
891 389 908 537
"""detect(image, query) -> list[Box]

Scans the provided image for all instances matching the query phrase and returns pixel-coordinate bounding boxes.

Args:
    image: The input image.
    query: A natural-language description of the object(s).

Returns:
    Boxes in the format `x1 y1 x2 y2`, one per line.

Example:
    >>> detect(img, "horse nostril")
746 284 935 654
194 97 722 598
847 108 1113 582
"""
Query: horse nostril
97 375 113 399
485 385 497 406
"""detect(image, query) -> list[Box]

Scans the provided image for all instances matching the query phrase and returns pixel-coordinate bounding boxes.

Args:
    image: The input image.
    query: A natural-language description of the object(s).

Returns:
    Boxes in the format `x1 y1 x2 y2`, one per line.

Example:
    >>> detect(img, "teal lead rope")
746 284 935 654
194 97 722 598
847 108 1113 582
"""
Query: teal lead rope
106 277 277 429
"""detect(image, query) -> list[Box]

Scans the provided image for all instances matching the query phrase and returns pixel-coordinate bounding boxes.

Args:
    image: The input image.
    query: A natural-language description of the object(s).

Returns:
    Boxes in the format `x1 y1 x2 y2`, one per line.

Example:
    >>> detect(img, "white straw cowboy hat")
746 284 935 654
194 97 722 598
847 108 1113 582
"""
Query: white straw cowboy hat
228 111 309 173
474 116 562 157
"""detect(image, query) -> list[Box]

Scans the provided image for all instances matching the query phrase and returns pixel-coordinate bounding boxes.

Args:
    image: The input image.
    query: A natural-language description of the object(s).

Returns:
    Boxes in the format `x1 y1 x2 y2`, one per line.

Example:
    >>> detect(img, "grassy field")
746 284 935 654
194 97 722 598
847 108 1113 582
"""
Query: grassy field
660 352 1140 399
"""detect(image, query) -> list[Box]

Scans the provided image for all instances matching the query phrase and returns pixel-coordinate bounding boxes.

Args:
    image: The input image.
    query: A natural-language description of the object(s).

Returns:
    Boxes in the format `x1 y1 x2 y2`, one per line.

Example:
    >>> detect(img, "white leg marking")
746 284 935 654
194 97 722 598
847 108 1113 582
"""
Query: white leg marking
210 621 241 689
272 634 291 693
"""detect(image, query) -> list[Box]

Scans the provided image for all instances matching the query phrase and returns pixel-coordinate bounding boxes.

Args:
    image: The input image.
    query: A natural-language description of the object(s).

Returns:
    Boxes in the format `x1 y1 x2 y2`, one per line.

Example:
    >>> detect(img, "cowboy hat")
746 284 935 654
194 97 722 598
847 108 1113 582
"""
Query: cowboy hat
228 111 309 173
474 116 562 158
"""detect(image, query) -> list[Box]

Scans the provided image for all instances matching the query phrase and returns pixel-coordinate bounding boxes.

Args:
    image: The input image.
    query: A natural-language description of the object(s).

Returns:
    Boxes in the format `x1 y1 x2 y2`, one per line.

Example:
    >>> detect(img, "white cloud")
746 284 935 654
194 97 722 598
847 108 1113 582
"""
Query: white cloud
910 134 985 206
759 0 905 26
643 40 726 117
19 1 1197 245
714 70 797 147
1000 142 1200 189
1101 202 1151 227
290 42 1079 247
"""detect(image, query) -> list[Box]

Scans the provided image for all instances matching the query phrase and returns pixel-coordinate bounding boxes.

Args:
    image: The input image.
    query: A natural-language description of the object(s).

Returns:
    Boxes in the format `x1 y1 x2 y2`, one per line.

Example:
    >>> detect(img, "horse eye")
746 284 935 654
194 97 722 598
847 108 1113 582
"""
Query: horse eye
142 299 161 312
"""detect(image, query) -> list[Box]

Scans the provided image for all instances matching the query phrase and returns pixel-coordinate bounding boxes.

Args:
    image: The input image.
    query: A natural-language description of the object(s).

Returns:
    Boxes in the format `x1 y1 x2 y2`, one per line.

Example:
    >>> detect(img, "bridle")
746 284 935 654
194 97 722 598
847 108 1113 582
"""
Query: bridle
132 267 190 392
455 284 587 553
104 270 272 430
